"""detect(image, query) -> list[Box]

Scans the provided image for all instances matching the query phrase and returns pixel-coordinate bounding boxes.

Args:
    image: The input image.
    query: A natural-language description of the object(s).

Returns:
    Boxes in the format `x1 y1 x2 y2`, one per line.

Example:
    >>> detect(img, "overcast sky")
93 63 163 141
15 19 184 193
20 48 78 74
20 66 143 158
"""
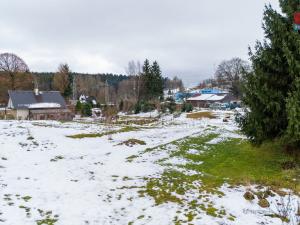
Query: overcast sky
1 0 279 86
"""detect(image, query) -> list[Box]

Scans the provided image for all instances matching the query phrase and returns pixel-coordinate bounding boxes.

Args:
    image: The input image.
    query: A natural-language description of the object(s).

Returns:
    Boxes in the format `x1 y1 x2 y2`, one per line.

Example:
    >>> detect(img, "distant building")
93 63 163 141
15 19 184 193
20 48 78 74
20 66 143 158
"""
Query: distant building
186 93 234 108
200 88 228 95
7 89 73 120
187 88 228 96
79 95 97 106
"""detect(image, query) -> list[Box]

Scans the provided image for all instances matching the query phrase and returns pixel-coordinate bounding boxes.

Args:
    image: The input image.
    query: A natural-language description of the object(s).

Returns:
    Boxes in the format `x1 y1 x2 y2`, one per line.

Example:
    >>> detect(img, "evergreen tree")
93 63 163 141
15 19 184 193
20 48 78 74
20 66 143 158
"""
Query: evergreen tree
64 65 73 98
286 77 300 146
142 59 164 100
151 61 164 99
82 103 92 117
239 1 300 149
142 59 151 75
142 59 153 100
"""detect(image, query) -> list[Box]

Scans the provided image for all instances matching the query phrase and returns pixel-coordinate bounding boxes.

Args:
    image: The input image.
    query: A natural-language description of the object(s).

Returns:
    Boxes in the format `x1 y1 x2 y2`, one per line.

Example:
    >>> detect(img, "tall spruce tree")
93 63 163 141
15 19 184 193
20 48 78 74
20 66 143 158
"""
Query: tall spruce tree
142 59 152 99
239 0 300 148
142 59 151 75
142 59 164 100
151 61 164 99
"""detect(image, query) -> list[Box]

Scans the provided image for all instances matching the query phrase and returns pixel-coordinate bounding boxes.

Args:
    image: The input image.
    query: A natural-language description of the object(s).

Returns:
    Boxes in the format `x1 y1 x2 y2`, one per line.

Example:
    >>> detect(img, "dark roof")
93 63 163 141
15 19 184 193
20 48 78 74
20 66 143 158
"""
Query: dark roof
8 90 67 109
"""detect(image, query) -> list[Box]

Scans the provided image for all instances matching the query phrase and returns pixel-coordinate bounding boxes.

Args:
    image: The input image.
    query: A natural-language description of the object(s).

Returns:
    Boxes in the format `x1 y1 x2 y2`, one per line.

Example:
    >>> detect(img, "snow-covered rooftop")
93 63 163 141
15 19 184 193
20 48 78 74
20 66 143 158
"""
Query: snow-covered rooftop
187 94 226 101
29 103 61 109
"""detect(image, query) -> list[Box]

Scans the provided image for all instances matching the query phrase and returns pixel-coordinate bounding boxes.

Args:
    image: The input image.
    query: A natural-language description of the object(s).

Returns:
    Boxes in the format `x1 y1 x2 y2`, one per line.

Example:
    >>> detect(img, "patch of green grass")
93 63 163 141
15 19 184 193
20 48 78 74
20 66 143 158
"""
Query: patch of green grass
126 155 139 162
205 206 218 217
66 126 139 139
36 218 58 225
170 133 218 159
181 138 299 193
137 215 145 220
36 209 59 225
115 117 158 126
185 212 196 221
150 133 299 193
139 170 196 205
137 133 299 223
22 196 32 202
118 139 146 147
50 156 64 162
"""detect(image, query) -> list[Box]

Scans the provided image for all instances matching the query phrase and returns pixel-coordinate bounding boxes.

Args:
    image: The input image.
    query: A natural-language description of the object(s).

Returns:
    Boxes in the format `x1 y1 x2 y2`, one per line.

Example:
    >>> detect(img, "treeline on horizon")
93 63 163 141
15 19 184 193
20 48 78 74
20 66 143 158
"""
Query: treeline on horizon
33 72 130 90
0 67 184 105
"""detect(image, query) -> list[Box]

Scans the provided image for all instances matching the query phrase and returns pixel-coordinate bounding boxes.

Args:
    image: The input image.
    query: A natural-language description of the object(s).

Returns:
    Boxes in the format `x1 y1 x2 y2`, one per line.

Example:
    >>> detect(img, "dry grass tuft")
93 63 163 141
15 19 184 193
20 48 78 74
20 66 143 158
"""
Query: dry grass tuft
186 111 216 119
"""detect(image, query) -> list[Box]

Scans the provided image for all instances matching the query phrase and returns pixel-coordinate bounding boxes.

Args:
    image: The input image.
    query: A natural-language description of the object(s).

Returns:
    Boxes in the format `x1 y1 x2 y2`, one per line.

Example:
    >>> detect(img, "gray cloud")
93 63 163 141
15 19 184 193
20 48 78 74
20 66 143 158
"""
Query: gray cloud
0 0 279 86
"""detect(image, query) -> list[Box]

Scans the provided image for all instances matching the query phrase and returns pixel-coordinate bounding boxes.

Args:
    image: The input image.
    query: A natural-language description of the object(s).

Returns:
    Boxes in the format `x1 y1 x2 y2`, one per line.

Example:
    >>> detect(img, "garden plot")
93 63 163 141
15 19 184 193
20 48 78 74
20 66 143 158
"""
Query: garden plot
0 112 298 225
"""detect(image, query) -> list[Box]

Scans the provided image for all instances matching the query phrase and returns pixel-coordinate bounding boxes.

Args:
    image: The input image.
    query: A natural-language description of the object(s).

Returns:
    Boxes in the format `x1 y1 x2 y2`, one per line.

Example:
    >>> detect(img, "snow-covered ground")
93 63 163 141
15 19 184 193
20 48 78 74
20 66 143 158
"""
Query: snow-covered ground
0 111 298 225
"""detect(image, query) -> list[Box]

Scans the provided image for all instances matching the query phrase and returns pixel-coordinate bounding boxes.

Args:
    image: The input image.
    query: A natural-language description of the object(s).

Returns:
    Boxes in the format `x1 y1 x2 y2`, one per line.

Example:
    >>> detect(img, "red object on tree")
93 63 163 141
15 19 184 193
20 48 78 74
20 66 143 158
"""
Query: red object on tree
294 12 300 24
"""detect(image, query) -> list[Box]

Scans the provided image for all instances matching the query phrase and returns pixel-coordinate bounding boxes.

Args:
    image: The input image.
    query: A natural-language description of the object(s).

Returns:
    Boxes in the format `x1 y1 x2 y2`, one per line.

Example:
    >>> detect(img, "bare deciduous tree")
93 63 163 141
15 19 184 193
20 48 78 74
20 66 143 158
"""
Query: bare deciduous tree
53 63 71 97
0 53 30 89
125 60 142 76
215 57 250 97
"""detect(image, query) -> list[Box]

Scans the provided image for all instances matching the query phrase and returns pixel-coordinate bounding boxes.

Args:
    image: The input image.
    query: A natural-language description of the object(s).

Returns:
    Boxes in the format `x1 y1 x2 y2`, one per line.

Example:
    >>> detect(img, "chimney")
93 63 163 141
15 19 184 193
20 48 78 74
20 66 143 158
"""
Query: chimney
34 88 39 96
33 76 39 95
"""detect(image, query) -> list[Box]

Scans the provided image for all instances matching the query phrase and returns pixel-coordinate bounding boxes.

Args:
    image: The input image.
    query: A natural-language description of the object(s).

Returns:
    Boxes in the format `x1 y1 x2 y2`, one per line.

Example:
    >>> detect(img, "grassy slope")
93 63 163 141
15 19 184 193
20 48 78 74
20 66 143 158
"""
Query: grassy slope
136 134 299 223
179 137 300 193
66 126 139 139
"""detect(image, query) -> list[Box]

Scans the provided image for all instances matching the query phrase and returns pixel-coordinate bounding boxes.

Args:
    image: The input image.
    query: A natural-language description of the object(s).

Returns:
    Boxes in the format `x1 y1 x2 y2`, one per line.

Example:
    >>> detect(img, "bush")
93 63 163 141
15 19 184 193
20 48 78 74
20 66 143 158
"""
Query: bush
82 103 92 117
181 102 193 112
186 103 193 112
134 101 156 114
141 101 156 112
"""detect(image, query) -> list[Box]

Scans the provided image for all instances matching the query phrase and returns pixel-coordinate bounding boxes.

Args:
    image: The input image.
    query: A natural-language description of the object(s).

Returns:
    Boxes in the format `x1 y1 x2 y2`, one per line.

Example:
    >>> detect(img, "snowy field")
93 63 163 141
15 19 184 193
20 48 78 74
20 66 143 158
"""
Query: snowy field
0 111 298 225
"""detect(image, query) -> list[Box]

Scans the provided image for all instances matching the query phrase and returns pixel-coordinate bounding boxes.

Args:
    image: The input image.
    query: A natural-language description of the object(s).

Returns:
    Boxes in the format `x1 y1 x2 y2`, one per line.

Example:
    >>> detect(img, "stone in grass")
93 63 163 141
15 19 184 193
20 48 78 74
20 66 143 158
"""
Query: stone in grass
258 199 270 208
243 191 255 201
